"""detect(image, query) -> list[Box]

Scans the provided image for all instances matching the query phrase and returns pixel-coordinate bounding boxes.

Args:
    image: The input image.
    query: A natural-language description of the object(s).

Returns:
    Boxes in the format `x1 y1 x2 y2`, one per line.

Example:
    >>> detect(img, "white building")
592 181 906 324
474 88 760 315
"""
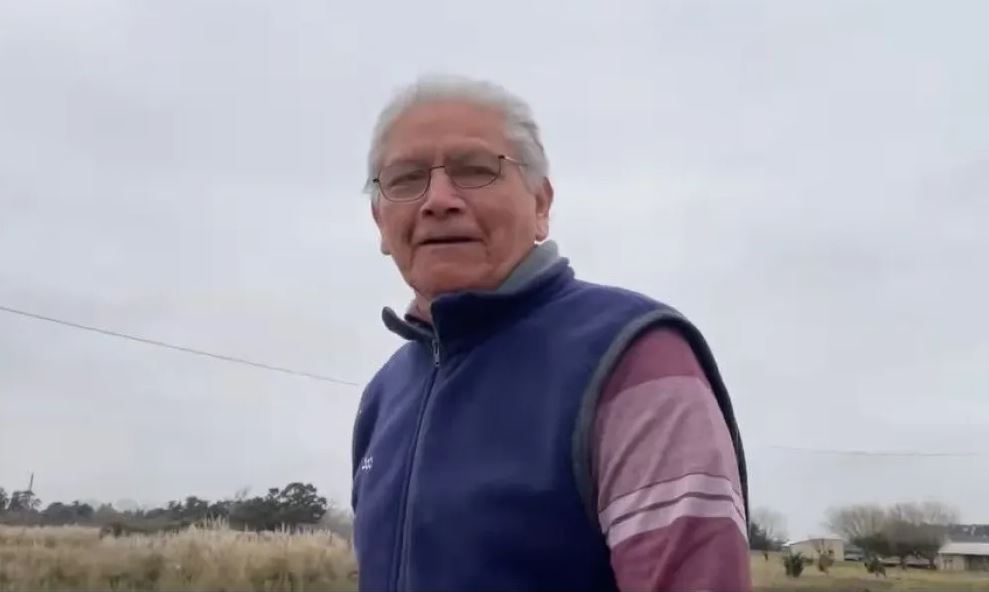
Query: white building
783 537 845 561
938 540 989 572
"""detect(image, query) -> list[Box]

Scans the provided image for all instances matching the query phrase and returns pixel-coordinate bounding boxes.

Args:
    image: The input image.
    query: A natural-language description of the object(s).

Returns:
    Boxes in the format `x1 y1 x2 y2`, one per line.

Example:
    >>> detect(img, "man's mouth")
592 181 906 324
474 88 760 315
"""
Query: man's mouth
419 237 477 246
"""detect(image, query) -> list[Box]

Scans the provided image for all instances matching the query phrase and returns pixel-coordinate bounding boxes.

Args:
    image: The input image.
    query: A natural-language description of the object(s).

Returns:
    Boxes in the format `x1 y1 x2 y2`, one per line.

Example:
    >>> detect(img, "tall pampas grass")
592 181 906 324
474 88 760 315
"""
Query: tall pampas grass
0 521 356 591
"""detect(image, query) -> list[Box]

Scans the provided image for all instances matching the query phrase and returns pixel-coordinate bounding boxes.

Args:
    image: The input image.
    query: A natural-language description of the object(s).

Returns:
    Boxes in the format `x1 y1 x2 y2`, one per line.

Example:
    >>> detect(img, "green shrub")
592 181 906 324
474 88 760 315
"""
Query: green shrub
782 552 805 578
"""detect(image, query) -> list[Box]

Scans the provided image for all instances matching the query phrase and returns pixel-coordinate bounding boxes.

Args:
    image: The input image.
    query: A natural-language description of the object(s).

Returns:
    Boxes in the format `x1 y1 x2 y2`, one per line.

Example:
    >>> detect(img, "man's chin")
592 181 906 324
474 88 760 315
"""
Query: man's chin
412 270 495 298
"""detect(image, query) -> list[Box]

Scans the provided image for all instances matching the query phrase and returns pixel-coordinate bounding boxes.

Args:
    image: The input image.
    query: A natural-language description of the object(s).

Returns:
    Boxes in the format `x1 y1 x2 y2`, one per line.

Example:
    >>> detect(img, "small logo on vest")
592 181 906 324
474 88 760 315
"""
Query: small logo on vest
359 455 374 472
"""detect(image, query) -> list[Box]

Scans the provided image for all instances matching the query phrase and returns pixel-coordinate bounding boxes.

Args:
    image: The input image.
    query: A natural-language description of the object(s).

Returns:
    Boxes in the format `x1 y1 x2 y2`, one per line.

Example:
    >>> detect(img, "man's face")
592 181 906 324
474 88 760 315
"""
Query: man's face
372 101 553 301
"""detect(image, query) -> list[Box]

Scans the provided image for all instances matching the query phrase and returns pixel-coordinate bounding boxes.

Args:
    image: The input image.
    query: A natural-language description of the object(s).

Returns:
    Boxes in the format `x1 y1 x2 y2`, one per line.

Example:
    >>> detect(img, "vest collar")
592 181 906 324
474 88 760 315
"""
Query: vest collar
382 241 572 349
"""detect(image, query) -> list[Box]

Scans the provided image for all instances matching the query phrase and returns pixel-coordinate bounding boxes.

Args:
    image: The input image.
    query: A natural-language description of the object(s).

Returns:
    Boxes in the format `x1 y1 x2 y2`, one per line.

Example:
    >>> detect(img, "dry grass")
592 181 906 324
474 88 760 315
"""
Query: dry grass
4 527 988 591
0 524 356 592
753 552 989 591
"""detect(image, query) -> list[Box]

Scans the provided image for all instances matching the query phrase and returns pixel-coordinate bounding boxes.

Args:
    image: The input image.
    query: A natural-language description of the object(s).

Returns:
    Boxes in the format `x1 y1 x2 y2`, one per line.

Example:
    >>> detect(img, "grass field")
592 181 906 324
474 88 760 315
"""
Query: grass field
0 524 356 591
2 526 988 591
752 551 989 591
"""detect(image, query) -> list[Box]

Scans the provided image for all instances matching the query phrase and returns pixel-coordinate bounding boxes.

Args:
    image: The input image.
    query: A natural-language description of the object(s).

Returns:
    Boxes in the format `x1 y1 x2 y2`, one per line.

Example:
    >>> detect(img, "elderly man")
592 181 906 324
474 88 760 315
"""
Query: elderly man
351 76 750 592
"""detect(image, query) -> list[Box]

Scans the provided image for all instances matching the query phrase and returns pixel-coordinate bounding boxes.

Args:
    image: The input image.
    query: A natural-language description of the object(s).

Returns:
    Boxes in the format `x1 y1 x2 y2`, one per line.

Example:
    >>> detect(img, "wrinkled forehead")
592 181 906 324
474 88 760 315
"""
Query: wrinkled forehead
378 101 511 168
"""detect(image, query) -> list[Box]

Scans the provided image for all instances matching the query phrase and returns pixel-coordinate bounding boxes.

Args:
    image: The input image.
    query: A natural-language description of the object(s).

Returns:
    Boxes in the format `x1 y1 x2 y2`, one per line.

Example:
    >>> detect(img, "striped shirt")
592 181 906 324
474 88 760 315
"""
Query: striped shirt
593 328 751 592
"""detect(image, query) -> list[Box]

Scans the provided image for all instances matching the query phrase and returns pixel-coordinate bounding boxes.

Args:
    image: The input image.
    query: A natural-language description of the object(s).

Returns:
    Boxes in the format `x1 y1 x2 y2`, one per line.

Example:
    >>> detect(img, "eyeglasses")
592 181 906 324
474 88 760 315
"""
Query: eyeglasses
373 152 524 203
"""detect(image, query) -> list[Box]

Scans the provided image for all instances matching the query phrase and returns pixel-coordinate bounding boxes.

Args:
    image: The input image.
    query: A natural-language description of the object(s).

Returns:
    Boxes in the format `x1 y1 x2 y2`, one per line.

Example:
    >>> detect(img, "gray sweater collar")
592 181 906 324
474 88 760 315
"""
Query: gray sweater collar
382 241 562 341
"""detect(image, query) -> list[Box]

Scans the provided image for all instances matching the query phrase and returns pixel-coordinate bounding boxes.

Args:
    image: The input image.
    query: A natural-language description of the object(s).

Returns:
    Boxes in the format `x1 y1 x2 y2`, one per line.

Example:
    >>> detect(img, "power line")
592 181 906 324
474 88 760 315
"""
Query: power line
0 304 360 387
2 304 983 458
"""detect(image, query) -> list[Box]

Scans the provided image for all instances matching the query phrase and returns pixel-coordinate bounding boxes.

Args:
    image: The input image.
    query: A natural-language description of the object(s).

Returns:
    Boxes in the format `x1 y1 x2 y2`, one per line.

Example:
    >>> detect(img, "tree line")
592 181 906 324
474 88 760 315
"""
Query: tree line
748 507 788 556
746 500 966 579
825 501 959 569
0 482 352 539
747 500 965 569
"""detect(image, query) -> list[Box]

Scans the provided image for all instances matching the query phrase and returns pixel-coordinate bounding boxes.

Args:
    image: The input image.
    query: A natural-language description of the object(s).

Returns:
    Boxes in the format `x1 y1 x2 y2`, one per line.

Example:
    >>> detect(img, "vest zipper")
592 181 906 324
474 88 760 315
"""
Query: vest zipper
392 338 441 591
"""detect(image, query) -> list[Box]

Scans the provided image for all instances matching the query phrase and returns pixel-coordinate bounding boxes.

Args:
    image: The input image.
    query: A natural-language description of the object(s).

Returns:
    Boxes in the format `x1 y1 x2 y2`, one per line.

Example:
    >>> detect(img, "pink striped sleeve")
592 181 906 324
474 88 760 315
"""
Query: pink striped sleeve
593 328 751 592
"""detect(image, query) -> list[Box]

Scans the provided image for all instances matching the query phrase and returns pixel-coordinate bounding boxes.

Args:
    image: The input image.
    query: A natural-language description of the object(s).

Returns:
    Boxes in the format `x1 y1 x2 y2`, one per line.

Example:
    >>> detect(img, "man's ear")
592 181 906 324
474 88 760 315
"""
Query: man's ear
534 178 554 241
371 199 391 255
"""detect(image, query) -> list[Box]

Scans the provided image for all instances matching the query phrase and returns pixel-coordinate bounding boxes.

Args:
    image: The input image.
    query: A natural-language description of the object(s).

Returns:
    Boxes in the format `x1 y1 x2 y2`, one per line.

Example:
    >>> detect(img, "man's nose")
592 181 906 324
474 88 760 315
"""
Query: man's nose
420 167 465 217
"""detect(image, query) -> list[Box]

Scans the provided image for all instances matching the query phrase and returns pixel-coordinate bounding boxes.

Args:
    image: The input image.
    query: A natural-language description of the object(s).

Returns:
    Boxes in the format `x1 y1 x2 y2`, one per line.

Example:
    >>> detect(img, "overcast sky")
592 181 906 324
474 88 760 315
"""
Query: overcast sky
1 0 986 540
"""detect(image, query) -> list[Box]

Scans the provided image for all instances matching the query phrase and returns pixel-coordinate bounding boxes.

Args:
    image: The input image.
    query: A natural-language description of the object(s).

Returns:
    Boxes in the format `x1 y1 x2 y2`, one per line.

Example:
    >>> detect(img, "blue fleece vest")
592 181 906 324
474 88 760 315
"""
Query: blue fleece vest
351 252 747 592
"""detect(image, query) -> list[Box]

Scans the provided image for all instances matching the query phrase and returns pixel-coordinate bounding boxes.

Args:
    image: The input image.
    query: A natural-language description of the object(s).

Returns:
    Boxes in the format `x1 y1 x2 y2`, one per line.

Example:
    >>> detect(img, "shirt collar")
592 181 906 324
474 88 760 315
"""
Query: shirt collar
382 240 569 345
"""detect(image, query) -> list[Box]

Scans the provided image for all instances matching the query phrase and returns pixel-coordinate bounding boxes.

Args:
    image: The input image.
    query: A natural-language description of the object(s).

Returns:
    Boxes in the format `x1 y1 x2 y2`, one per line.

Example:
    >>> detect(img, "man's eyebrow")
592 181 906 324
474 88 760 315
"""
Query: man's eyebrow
380 154 429 169
445 148 490 159
381 143 498 168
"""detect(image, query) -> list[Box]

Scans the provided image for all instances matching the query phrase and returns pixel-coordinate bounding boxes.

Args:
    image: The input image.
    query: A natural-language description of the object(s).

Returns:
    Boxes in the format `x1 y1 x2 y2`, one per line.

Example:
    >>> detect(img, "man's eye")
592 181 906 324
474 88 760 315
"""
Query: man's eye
387 170 427 187
458 165 496 176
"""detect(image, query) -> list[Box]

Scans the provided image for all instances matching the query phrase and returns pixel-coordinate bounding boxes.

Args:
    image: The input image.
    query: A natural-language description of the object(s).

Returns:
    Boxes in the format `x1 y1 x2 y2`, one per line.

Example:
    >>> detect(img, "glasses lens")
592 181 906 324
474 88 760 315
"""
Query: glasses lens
379 163 429 201
447 153 500 189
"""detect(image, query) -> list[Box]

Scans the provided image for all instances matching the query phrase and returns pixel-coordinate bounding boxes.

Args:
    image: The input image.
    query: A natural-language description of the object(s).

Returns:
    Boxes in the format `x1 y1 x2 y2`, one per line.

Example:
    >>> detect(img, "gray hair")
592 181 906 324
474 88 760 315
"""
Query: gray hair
363 74 550 198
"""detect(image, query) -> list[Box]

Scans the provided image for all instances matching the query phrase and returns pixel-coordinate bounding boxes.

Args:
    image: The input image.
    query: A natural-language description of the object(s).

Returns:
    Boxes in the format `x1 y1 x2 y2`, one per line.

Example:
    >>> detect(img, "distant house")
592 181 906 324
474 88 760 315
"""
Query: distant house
937 539 989 572
783 538 845 561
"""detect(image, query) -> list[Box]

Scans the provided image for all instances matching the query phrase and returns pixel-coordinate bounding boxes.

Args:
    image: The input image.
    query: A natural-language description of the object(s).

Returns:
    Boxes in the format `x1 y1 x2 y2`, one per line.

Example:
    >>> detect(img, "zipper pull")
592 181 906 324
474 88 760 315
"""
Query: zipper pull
431 339 441 367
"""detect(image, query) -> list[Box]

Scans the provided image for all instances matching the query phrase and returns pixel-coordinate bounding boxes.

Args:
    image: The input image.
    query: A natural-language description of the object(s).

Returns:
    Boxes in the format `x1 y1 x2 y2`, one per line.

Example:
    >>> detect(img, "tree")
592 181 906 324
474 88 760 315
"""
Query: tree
748 522 773 559
826 504 889 558
42 502 74 524
94 503 120 523
855 532 893 559
175 496 210 521
827 501 959 569
275 482 327 527
25 500 93 526
38 500 96 525
7 490 40 513
751 507 787 554
826 504 886 542
206 500 231 521
227 488 276 531
884 501 958 568
866 556 887 577
782 552 805 578
225 482 328 531
1 482 331 533
71 501 95 521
